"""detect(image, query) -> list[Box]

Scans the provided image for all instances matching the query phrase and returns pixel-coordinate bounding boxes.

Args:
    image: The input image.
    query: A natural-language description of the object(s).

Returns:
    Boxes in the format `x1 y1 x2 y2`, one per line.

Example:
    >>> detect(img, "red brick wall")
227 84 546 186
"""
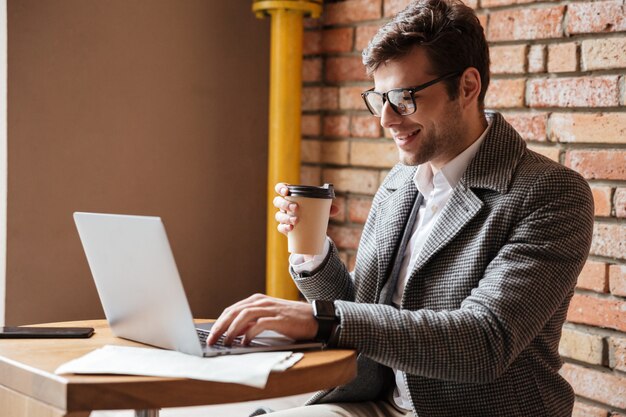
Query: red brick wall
300 0 626 415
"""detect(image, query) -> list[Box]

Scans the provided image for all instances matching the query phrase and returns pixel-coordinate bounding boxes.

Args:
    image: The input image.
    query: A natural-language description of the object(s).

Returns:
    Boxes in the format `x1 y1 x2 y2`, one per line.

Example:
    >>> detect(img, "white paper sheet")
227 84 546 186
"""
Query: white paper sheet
55 345 303 388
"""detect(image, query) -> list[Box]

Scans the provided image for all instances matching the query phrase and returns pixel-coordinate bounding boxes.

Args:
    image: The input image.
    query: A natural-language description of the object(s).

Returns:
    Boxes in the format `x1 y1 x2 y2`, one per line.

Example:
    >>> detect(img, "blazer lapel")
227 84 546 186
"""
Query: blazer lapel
409 181 483 273
375 174 418 301
408 111 526 278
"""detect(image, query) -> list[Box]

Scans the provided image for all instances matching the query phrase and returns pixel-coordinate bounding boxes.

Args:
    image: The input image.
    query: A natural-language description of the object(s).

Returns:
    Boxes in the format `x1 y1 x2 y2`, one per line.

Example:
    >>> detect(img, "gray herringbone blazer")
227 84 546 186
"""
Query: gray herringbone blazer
291 112 594 417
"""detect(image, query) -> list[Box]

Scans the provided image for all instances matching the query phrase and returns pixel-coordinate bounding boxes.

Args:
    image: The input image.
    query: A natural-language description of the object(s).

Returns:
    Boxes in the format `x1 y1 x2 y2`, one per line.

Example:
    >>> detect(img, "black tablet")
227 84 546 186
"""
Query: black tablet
0 326 95 338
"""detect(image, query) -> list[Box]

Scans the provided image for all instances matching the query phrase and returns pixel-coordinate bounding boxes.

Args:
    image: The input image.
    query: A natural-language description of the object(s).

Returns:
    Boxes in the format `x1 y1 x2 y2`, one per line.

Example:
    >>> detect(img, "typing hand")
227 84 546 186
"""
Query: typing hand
207 294 318 347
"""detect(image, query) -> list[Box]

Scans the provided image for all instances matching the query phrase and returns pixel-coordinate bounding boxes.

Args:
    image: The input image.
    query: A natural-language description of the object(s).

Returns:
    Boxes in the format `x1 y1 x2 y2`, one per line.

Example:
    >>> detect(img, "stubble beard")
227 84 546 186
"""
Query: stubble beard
399 103 463 167
398 133 437 166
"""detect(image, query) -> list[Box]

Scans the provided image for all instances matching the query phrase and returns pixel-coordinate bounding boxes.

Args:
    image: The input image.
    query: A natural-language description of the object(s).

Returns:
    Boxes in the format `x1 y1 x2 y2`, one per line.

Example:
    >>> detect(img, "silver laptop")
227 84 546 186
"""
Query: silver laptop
73 212 323 357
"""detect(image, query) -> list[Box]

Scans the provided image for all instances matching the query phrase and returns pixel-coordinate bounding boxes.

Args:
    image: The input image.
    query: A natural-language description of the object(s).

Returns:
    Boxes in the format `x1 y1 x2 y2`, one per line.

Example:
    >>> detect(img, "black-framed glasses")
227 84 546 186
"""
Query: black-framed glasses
361 71 462 117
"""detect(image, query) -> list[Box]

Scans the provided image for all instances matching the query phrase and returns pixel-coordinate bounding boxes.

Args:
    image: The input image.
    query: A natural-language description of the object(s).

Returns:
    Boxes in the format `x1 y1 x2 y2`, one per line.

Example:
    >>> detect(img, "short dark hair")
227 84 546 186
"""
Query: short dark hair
362 0 490 107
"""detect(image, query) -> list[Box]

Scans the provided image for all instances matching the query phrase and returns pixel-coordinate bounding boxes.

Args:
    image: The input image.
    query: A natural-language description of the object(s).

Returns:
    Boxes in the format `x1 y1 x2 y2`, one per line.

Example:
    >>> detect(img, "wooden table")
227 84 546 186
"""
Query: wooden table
0 320 357 417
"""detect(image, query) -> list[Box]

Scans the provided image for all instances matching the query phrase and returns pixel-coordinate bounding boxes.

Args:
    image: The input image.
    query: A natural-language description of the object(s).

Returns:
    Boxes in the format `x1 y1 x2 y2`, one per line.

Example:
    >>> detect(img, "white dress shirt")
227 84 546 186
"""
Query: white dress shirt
391 120 490 410
291 119 492 410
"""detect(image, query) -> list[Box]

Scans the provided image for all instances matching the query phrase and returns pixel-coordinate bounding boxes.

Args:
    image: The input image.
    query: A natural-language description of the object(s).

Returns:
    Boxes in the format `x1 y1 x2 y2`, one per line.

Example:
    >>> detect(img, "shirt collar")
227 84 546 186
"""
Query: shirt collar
414 116 493 195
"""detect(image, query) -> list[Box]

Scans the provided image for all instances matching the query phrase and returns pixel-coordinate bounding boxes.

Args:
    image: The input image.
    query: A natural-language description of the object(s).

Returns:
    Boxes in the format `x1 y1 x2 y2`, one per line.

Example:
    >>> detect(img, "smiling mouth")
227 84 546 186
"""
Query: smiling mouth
395 129 420 141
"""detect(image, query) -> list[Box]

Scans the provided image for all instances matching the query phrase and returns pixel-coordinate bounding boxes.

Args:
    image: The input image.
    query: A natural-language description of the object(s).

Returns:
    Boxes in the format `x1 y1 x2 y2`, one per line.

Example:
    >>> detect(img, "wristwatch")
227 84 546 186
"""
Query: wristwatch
312 300 340 345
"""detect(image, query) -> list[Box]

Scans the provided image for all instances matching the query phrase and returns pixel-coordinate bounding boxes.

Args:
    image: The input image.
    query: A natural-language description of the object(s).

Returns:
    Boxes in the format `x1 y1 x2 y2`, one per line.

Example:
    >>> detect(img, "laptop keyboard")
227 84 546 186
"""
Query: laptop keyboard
196 329 245 350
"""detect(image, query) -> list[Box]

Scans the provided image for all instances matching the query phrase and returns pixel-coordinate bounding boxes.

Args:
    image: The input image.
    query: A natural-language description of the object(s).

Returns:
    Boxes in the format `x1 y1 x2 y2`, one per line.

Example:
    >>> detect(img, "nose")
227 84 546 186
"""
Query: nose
380 101 402 130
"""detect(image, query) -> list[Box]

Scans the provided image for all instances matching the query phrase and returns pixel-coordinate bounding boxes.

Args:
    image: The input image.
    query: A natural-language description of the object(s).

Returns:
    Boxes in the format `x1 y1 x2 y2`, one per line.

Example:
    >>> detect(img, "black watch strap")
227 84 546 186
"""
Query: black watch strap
312 300 339 344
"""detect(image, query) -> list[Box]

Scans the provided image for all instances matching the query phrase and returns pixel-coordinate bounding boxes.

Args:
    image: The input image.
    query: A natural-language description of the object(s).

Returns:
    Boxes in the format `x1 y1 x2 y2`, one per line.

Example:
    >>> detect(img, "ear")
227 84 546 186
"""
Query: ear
458 67 482 109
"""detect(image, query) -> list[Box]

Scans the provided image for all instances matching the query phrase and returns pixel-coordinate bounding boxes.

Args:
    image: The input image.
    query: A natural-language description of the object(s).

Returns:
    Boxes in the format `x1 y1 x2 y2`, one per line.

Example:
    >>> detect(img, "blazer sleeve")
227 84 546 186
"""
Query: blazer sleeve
289 240 356 302
332 165 594 384
288 169 389 302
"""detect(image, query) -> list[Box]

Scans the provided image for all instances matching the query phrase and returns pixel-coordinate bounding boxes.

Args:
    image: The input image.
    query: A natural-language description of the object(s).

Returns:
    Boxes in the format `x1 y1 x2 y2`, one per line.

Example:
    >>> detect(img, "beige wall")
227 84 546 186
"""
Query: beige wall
1 0 6 326
6 0 270 324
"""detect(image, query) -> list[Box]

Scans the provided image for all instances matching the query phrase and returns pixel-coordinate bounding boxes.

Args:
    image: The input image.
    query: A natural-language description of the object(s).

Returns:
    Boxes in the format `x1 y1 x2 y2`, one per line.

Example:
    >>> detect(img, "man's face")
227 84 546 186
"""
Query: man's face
373 48 464 167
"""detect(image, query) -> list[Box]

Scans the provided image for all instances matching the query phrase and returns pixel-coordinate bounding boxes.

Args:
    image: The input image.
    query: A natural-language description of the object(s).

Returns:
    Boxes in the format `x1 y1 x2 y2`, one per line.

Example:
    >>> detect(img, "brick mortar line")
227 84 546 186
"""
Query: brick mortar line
563 363 626 388
317 2 556 28
541 142 626 150
588 258 626 268
586 254 626 265
501 108 626 113
302 105 625 111
479 0 625 13
571 398 614 415
591 217 626 226
528 137 626 143
487 31 626 47
313 0 625 29
585 179 626 188
304 159 626 173
575 285 626 298
308 25 626 56
562 356 626 378
488 106 626 111
302 32 626 56
303 71 626 84
303 164 626 181
488 71 626 78
307 139 626 150
570 393 626 416
564 321 626 338
304 72 626 80
314 6 622 31
593 214 625 220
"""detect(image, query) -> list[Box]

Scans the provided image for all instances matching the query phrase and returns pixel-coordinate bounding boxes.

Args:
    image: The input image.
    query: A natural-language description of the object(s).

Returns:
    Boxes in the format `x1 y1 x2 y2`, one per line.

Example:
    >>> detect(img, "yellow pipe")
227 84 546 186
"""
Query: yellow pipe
253 1 322 300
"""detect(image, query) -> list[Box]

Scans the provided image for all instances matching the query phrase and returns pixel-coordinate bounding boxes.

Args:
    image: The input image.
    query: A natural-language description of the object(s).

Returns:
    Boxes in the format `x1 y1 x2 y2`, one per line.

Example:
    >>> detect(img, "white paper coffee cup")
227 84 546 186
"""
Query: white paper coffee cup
285 184 335 255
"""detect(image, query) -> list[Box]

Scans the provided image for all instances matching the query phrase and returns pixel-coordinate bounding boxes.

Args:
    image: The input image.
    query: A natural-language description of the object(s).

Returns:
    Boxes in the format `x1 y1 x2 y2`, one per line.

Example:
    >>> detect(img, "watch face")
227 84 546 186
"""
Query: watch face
314 300 336 319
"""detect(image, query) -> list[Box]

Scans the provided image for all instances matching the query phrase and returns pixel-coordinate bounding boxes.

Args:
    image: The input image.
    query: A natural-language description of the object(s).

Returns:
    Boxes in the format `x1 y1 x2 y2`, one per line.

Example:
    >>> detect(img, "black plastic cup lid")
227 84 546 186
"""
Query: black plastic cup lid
287 183 335 199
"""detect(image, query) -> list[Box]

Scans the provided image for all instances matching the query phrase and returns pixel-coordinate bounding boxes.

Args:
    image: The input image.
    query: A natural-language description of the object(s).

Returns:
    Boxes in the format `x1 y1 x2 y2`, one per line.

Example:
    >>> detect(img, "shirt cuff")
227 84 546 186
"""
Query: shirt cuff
289 238 331 274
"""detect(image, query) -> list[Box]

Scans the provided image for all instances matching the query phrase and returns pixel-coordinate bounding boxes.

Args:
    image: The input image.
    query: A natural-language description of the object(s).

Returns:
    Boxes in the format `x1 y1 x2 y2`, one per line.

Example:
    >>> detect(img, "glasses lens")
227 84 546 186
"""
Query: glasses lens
388 90 416 115
364 92 384 116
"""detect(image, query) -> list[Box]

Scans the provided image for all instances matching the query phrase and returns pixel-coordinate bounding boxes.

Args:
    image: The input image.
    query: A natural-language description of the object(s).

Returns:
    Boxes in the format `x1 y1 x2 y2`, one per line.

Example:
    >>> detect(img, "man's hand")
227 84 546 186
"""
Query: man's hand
207 293 318 346
273 182 340 236
273 183 299 235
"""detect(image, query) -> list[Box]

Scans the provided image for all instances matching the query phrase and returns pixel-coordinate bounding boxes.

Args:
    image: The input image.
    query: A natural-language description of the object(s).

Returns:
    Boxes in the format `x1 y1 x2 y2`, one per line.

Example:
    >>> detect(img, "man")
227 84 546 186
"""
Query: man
209 0 594 415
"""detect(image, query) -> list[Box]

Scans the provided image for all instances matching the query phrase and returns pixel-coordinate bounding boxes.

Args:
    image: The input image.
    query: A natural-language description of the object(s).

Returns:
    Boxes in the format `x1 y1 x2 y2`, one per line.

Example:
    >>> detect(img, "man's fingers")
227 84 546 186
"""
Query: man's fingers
274 182 290 195
277 224 293 235
208 294 271 345
275 211 298 225
223 307 275 346
273 196 298 213
242 317 282 345
209 296 316 346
